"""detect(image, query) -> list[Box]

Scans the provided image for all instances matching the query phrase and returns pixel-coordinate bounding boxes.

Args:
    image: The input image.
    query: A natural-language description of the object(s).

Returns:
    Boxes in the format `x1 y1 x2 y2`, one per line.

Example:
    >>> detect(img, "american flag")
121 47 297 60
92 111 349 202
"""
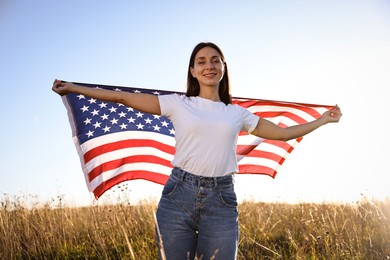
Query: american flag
62 82 333 199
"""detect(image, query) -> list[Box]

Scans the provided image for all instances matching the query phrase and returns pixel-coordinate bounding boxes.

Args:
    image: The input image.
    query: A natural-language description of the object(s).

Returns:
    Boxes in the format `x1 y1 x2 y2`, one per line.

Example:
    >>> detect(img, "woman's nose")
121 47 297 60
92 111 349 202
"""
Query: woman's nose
205 61 215 69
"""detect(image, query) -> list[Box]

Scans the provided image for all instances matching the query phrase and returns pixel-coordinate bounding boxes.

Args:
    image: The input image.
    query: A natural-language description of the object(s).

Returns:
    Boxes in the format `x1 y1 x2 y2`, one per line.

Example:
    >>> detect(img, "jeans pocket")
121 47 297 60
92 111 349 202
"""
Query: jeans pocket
219 189 238 208
161 177 179 197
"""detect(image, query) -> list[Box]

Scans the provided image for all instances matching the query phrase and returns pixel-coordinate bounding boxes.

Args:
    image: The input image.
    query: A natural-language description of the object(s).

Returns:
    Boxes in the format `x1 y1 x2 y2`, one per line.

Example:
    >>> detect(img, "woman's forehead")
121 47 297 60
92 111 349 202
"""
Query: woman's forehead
195 47 221 59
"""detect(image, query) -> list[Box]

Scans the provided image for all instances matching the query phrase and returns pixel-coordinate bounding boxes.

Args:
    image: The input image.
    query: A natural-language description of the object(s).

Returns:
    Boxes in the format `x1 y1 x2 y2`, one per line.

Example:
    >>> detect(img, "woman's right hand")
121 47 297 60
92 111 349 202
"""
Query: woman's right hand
52 79 76 96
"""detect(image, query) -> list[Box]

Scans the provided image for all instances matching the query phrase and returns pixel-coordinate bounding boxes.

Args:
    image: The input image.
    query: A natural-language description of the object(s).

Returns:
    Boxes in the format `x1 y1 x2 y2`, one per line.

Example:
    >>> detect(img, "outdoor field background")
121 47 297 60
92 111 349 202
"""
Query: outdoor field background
1 1 389 206
1 1 389 258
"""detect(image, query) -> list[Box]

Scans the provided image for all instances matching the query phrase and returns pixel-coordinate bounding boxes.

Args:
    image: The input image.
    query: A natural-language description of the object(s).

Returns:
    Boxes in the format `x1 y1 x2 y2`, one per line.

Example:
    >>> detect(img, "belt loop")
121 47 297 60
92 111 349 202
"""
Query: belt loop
213 177 218 188
179 168 186 181
174 167 185 181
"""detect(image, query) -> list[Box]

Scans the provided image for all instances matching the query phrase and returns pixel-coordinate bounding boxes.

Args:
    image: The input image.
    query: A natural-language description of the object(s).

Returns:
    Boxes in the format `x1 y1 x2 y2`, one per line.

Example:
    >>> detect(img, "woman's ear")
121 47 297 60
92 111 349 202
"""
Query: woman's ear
190 67 196 78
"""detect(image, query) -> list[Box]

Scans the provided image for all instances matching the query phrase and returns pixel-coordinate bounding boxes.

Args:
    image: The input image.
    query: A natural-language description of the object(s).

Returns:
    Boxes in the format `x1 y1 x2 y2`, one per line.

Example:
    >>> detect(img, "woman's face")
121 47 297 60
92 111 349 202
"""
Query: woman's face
190 46 225 89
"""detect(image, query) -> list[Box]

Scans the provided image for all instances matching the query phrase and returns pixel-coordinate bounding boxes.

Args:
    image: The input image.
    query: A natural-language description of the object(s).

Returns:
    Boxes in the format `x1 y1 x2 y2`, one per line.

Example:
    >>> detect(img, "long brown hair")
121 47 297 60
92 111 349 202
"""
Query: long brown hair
186 42 231 105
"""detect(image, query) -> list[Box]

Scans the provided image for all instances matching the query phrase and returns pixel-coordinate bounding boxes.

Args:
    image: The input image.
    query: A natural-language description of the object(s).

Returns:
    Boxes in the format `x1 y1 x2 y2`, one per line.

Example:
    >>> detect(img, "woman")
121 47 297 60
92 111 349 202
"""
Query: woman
52 42 342 259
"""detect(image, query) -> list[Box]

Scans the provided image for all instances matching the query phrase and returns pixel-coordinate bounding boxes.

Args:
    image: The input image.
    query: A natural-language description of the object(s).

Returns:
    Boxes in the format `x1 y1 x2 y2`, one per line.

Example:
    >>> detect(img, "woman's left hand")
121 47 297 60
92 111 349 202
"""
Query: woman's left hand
322 105 342 123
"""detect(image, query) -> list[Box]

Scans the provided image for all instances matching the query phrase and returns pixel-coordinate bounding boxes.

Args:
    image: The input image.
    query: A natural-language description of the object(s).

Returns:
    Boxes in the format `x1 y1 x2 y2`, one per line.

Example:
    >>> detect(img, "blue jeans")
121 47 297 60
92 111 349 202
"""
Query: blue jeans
156 167 239 260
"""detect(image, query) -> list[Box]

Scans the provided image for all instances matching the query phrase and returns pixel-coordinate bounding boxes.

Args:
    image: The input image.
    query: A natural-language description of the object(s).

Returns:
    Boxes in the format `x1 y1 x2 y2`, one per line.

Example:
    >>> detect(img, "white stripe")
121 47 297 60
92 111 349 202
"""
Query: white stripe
263 115 302 126
238 156 281 170
80 131 175 153
238 137 296 155
236 139 297 165
84 147 174 173
89 163 172 190
237 135 264 145
256 142 292 156
247 105 318 122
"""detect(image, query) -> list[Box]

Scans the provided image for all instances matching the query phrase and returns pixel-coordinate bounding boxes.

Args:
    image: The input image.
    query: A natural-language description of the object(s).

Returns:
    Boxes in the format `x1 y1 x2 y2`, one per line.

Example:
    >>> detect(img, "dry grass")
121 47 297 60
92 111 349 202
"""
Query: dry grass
1 194 389 259
238 200 390 259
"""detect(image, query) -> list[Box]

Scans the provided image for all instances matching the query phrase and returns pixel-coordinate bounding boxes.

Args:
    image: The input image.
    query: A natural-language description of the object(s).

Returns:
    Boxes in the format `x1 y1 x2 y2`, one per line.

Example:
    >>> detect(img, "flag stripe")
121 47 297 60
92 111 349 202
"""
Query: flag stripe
62 82 332 199
84 139 175 163
93 170 169 199
238 164 277 177
90 163 172 190
87 154 172 182
79 131 175 153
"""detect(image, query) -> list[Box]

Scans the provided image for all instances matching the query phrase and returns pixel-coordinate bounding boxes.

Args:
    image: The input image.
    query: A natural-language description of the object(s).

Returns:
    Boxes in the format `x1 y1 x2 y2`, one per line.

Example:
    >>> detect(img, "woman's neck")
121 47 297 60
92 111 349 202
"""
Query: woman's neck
198 86 221 102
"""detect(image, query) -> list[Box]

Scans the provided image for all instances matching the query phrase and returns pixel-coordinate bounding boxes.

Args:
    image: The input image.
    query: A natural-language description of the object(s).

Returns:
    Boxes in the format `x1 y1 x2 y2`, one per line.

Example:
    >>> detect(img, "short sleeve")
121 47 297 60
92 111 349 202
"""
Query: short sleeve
240 107 260 134
158 93 181 117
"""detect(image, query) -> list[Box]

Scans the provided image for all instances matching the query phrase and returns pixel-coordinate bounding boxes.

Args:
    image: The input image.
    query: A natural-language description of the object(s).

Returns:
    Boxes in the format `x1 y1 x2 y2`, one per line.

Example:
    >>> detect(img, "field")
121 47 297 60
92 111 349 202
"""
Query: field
1 195 389 259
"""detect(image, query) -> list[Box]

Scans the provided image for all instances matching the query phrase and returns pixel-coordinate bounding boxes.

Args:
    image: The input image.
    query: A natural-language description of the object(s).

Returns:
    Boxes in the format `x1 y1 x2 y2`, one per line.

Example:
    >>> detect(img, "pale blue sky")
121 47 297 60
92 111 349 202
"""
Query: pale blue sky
1 1 389 206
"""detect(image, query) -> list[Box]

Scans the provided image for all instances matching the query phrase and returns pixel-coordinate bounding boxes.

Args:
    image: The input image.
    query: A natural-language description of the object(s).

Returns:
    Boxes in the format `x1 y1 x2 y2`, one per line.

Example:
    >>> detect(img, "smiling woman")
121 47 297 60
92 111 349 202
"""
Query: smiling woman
190 48 225 92
52 41 341 260
7 0 390 259
186 42 231 105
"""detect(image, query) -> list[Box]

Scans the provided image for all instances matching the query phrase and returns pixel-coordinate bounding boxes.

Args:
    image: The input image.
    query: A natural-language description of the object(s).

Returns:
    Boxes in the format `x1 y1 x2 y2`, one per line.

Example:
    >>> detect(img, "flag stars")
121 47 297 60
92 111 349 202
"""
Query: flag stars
91 109 99 116
84 118 92 125
99 102 107 108
118 111 127 118
101 114 109 120
86 130 94 137
109 107 117 113
88 98 97 104
136 111 144 118
73 86 178 143
93 121 101 128
80 105 89 112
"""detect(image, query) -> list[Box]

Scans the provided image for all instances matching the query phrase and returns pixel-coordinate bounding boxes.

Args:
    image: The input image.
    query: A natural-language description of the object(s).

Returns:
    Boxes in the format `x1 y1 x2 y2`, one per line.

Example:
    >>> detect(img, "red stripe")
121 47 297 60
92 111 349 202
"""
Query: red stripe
233 99 330 119
233 98 334 110
237 139 294 154
262 139 295 152
254 111 309 124
88 155 172 182
243 150 285 164
84 139 175 163
93 170 170 199
236 144 257 155
238 164 277 178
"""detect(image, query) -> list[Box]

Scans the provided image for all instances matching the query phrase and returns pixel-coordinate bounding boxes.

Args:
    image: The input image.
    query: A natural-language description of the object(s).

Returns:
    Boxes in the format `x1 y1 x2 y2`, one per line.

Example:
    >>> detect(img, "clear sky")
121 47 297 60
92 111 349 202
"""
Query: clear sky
1 0 389 206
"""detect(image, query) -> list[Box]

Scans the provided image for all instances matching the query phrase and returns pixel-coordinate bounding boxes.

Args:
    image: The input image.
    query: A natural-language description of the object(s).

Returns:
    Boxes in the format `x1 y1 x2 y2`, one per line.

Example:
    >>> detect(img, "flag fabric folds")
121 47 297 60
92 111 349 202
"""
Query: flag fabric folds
62 82 333 199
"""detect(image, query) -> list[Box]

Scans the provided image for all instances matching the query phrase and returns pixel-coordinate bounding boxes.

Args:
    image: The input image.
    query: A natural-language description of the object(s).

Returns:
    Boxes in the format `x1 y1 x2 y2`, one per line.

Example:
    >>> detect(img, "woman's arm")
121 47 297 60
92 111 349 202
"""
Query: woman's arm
251 105 342 141
52 79 161 115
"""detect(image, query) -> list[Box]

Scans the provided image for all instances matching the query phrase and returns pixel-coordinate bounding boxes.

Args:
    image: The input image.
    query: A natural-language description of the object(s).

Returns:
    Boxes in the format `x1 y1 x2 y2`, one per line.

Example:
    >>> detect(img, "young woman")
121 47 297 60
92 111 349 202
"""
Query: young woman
52 42 342 259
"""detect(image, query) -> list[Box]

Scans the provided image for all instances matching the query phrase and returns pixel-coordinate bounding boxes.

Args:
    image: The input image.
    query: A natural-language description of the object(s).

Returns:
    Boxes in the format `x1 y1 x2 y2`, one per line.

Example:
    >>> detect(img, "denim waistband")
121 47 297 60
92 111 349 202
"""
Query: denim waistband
171 167 233 188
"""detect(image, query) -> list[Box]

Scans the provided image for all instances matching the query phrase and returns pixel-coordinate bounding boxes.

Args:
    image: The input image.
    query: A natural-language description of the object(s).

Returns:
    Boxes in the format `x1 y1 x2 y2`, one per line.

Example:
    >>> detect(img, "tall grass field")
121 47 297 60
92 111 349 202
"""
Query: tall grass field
1 194 389 259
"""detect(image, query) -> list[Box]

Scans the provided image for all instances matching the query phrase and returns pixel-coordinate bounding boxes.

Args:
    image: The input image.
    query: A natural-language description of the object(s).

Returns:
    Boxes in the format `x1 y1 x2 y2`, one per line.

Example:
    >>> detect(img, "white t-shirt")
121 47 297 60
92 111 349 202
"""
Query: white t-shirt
159 94 259 177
